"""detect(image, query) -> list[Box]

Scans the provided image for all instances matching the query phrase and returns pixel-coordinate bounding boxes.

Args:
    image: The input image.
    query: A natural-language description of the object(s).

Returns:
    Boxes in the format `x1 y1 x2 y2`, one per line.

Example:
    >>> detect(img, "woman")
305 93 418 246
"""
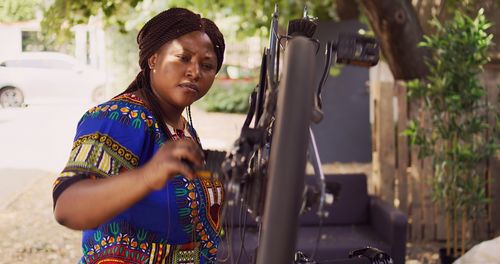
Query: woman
52 8 225 264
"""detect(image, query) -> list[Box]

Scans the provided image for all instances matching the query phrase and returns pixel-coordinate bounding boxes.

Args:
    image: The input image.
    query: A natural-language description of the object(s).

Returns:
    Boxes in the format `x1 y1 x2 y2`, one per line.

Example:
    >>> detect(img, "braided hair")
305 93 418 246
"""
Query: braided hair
122 7 225 141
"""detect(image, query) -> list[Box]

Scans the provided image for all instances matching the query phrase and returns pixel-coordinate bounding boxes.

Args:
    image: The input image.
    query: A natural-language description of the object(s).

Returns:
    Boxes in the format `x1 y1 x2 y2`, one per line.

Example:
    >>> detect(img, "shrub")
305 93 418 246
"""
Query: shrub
404 9 498 257
197 81 255 114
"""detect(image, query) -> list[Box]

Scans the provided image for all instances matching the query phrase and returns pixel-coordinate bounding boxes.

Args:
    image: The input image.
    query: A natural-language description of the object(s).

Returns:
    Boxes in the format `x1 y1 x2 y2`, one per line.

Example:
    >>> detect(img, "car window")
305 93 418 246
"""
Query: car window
2 59 75 70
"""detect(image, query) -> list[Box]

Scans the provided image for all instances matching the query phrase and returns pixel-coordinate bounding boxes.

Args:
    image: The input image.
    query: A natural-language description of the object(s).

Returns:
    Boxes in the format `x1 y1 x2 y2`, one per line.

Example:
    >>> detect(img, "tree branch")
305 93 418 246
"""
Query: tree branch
359 0 429 80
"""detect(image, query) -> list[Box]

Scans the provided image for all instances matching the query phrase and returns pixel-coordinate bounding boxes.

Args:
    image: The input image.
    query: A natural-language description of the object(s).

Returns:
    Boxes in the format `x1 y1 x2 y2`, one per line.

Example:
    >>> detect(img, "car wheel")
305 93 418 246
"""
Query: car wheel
0 86 24 108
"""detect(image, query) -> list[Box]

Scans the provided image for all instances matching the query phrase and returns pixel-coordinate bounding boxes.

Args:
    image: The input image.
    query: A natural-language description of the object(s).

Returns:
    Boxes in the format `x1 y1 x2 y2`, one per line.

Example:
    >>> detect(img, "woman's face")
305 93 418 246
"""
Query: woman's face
148 31 217 110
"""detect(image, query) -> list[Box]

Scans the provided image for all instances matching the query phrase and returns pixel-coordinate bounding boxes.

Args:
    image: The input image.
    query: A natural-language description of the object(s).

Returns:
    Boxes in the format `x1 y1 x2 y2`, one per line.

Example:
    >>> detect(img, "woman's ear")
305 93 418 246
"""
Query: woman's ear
148 54 158 70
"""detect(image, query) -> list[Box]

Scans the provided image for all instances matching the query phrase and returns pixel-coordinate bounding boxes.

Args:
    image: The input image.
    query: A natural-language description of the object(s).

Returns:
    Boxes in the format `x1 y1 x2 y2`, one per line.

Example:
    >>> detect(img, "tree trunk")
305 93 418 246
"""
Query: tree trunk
359 0 428 80
335 0 360 21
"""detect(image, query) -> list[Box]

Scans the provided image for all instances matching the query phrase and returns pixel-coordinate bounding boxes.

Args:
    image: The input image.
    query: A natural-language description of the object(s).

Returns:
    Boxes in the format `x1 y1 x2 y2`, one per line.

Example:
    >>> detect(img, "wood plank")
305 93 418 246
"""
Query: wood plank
409 157 423 241
482 66 500 236
377 82 396 203
407 164 416 241
415 104 427 241
434 202 447 241
489 156 500 237
371 80 378 154
418 106 432 241
472 160 489 241
374 82 395 204
392 82 399 209
371 81 380 195
407 97 420 241
422 156 435 240
395 81 409 214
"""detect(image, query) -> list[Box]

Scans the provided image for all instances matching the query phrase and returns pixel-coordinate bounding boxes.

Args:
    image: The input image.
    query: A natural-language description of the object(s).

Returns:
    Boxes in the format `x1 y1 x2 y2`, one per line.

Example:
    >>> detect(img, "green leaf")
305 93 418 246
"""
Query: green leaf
406 7 497 226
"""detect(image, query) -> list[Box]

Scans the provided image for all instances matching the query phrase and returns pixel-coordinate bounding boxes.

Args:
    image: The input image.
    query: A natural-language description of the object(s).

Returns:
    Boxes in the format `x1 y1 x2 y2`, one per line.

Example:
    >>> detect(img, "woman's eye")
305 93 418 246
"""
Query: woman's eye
177 55 189 62
202 63 214 70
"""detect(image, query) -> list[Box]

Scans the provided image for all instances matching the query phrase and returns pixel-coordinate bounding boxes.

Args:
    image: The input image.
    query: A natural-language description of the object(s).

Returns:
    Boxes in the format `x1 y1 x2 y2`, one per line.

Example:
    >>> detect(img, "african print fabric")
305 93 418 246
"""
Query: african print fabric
53 93 224 264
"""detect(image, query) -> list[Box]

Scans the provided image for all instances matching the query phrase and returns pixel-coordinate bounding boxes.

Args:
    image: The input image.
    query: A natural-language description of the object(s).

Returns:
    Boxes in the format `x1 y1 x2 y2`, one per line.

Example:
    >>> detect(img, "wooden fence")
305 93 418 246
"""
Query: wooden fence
370 64 500 242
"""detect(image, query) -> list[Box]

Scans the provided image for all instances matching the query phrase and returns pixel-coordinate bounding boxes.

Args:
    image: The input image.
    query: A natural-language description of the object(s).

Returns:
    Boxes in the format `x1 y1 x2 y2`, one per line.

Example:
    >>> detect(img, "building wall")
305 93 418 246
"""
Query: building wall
0 21 35 60
311 20 372 163
0 20 105 69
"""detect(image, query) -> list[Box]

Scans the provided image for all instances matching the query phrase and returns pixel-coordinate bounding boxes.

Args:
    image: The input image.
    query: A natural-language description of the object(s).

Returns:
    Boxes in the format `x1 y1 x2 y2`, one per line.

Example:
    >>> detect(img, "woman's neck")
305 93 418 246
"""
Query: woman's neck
156 97 185 131
136 90 186 130
163 108 185 130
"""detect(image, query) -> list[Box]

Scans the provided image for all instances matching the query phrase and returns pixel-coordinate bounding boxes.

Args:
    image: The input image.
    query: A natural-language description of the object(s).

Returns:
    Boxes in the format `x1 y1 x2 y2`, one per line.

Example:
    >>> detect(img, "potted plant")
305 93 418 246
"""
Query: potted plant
404 9 498 263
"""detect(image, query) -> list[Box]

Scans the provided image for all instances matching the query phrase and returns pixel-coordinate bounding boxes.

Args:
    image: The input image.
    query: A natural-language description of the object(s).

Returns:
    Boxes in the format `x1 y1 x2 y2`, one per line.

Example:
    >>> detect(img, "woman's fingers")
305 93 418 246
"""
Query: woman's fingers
151 138 204 183
164 139 203 166
170 146 203 167
165 160 196 180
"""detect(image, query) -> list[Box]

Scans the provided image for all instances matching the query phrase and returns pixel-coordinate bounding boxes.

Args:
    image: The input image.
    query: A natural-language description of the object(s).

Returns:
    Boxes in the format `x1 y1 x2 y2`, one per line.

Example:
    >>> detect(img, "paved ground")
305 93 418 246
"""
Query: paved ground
0 100 246 263
0 101 245 208
0 170 81 263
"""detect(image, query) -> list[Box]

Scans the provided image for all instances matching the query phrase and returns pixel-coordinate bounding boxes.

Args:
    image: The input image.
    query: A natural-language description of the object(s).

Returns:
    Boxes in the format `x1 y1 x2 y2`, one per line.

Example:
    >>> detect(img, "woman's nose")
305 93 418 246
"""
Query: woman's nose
186 61 200 80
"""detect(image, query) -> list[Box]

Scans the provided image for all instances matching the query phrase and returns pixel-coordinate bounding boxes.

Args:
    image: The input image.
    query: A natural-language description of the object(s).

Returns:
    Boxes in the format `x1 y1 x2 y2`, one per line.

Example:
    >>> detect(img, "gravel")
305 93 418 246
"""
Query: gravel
0 173 81 264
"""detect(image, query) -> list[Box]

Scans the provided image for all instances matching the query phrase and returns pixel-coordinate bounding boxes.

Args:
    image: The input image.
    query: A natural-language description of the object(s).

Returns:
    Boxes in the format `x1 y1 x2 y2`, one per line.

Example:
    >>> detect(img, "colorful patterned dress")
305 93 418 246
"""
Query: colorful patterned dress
52 93 224 264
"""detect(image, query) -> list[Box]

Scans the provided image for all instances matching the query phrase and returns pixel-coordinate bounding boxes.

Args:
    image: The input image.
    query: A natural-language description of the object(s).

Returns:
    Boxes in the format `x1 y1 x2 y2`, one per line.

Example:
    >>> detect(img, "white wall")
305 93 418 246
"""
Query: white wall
0 26 21 59
0 20 106 70
0 21 36 60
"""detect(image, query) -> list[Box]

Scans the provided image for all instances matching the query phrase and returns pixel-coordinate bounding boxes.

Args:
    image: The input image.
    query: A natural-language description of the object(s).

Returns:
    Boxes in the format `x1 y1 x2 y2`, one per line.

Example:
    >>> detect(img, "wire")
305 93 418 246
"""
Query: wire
311 215 324 260
236 199 252 263
317 41 334 109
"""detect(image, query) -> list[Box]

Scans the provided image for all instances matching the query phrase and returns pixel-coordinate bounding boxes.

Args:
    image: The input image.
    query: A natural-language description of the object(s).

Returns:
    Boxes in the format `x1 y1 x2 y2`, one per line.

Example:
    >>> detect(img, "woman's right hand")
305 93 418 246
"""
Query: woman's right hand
140 139 204 191
54 139 204 230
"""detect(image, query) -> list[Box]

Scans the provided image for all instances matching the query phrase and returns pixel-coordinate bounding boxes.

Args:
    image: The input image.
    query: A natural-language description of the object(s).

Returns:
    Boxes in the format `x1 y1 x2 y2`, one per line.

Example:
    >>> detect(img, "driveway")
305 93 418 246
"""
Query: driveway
0 99 245 208
0 99 245 263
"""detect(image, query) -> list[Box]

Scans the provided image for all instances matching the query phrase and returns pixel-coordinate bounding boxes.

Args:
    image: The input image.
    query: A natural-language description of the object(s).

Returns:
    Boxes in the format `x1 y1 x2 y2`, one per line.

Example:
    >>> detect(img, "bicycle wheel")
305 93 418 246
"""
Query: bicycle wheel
256 36 317 264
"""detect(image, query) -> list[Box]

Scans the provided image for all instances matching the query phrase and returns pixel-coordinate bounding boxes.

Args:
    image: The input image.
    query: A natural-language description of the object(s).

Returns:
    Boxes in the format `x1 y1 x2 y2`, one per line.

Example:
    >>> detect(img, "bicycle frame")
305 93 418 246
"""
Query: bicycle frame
222 4 381 264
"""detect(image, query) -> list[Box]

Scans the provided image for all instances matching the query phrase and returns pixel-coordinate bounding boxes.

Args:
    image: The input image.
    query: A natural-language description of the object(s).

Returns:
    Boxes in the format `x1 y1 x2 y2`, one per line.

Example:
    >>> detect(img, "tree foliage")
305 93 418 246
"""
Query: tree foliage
41 0 140 41
40 0 500 39
0 0 41 23
40 0 500 82
41 0 339 41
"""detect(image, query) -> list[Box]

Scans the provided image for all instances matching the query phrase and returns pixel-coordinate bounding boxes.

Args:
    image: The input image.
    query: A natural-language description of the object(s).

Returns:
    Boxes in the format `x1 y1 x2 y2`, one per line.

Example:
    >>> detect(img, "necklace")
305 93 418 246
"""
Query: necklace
165 118 193 141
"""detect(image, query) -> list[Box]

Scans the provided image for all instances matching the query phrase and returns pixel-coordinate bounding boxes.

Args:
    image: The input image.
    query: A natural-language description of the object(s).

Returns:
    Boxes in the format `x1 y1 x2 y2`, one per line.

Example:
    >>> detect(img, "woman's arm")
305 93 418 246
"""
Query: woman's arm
54 139 203 230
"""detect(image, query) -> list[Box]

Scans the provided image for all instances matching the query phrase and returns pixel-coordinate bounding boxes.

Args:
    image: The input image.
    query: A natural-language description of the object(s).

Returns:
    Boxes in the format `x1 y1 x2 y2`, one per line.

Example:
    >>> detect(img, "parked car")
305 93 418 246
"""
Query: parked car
0 52 107 107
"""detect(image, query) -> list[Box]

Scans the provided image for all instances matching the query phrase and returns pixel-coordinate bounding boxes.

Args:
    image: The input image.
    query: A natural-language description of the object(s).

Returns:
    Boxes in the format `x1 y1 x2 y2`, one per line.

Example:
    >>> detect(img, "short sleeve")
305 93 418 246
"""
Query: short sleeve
52 98 160 205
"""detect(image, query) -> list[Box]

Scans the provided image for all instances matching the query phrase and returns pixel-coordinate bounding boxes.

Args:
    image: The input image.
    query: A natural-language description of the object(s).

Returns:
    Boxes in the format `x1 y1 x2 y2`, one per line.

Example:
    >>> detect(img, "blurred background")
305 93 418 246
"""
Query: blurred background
0 0 499 263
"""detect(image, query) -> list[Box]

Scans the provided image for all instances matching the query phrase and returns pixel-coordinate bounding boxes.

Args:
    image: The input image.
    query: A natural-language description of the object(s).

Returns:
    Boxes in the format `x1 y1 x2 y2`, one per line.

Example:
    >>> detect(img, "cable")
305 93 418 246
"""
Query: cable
311 215 324 260
236 199 252 263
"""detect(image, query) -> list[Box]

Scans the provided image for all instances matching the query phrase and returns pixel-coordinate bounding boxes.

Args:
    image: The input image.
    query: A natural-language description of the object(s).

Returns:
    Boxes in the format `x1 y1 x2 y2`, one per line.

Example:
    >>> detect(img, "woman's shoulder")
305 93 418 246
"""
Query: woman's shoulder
79 92 160 132
94 92 150 112
109 92 148 108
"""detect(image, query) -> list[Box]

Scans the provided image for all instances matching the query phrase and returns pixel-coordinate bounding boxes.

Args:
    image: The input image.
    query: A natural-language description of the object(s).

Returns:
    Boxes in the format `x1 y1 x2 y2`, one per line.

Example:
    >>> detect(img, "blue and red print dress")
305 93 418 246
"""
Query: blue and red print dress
52 93 224 264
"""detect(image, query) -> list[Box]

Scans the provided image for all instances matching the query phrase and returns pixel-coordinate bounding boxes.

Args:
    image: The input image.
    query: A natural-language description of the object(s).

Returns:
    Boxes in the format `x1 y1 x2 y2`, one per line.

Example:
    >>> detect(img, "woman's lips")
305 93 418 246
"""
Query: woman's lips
178 83 199 93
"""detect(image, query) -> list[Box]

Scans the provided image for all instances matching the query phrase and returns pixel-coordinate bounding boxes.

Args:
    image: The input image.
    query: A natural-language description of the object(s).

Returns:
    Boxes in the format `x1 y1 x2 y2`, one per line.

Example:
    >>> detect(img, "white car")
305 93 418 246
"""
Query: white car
0 52 107 107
